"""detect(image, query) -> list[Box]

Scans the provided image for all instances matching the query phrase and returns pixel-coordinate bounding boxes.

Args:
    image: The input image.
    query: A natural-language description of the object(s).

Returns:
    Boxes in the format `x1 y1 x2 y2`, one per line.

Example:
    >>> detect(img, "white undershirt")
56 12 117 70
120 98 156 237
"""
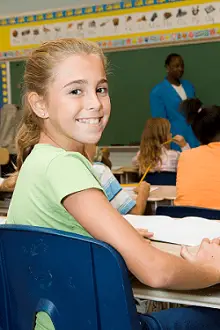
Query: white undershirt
172 84 187 100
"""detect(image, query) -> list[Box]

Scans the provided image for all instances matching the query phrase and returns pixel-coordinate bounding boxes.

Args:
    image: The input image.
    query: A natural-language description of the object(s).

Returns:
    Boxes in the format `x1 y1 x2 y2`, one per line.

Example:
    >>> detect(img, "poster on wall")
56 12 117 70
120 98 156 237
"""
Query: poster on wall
9 2 220 48
0 0 220 59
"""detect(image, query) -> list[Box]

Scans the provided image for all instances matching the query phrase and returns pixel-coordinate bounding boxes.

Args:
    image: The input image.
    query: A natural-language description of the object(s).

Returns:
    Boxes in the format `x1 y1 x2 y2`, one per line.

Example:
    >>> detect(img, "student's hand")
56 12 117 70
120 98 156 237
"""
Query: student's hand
136 228 154 242
172 135 187 148
134 181 150 195
181 238 220 278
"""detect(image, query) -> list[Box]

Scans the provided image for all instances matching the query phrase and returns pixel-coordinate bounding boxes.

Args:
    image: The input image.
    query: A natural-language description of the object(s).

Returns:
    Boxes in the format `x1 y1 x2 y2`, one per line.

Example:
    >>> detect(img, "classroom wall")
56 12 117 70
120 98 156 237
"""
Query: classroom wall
10 40 220 145
3 0 220 145
101 41 220 145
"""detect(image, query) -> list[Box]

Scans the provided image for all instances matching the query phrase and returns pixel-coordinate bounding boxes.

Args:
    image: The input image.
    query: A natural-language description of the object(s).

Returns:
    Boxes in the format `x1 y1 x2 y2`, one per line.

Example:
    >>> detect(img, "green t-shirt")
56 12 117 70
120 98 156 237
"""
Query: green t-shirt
7 144 103 330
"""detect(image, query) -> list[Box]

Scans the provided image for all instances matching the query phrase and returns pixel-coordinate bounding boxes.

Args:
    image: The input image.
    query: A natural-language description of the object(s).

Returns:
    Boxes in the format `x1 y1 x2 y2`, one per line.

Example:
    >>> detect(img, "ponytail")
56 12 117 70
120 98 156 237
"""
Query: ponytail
180 98 203 125
16 99 41 171
0 96 42 190
180 98 220 145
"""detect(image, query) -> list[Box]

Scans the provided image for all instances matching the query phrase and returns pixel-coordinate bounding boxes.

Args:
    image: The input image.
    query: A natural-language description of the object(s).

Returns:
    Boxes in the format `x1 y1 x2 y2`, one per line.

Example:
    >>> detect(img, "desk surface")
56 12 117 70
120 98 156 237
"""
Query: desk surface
112 166 138 174
133 239 220 309
149 185 176 201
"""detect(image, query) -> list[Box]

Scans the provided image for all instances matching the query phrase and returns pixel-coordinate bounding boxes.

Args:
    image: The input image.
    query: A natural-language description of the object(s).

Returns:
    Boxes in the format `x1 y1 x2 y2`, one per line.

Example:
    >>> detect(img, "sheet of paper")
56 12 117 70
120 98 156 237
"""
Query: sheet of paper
0 217 6 224
124 215 220 246
123 186 158 192
123 186 158 199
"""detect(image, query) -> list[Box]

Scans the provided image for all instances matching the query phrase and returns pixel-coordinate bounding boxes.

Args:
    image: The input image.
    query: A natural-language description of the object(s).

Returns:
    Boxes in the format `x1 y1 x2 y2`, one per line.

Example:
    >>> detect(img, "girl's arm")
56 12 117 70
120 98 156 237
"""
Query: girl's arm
129 182 150 215
63 188 220 290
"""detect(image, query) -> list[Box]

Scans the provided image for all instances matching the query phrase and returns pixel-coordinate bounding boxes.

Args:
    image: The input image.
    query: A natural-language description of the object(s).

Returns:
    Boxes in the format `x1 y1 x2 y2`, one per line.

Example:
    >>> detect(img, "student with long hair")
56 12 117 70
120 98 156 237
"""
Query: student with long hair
5 39 220 330
132 118 189 174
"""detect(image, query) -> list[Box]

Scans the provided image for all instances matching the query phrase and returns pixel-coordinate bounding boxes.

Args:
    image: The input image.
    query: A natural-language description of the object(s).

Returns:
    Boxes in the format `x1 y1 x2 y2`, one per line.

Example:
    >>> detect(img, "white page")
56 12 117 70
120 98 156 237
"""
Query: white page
0 217 6 224
124 214 220 246
123 186 158 199
123 186 158 192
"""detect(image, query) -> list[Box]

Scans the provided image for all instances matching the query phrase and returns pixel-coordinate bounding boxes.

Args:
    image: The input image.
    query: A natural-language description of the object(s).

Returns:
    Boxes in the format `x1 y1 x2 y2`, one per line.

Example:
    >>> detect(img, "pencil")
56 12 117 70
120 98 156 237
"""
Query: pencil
162 138 173 145
138 138 173 185
138 164 151 185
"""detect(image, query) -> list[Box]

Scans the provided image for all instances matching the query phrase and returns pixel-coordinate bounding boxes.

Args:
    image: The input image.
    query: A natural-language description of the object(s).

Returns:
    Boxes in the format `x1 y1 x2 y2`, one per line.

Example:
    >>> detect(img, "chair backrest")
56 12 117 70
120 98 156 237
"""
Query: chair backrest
156 205 220 219
145 172 176 186
0 225 140 330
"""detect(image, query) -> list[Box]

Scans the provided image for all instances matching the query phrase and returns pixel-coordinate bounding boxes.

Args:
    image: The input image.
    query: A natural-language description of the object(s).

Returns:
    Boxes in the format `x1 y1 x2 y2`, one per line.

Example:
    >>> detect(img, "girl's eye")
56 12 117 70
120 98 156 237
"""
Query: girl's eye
70 89 82 95
97 87 108 95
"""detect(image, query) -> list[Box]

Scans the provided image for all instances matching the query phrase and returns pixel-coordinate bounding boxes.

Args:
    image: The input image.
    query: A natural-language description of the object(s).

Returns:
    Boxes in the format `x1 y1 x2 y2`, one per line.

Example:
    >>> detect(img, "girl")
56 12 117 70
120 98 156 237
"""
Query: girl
85 144 150 215
132 118 190 174
5 38 220 330
175 98 220 209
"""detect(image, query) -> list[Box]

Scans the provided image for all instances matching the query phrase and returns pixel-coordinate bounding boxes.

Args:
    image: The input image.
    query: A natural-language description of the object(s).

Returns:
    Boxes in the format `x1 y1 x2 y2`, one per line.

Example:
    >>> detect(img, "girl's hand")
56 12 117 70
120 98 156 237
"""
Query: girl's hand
181 238 220 281
134 181 150 195
136 228 154 241
172 135 187 148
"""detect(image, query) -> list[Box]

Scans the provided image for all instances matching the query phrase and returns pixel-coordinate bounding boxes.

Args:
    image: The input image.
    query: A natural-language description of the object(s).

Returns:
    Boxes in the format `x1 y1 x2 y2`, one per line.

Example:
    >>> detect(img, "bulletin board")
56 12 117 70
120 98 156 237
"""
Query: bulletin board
0 0 220 60
0 63 9 108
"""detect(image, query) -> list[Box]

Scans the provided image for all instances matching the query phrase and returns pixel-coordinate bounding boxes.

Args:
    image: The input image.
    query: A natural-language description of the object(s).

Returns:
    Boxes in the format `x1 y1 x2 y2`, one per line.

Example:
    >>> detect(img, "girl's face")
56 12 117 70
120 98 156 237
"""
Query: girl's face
31 53 111 151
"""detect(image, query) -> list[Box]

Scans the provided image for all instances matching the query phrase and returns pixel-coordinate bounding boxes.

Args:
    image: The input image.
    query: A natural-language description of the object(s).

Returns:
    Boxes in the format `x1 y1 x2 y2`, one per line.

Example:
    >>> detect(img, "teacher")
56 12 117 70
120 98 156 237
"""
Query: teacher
150 53 199 150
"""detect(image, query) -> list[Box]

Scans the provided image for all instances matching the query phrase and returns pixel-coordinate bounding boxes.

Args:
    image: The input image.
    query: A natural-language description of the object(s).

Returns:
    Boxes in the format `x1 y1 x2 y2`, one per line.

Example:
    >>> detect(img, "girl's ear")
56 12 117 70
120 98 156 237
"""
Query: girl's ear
28 92 49 119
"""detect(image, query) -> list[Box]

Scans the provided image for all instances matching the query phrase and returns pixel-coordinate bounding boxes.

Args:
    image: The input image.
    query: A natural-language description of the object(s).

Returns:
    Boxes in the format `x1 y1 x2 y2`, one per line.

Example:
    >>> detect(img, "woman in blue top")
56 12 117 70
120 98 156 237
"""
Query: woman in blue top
150 53 199 150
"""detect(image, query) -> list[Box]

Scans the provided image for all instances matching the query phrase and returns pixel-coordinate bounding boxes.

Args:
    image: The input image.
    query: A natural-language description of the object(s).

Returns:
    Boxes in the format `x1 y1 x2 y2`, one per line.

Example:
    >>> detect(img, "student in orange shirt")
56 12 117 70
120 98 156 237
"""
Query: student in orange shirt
175 98 220 209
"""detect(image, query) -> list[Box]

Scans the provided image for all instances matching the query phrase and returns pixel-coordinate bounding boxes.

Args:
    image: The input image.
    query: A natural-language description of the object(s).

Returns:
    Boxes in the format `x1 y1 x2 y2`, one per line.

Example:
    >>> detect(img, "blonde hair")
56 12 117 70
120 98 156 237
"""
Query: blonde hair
3 38 107 190
138 118 171 174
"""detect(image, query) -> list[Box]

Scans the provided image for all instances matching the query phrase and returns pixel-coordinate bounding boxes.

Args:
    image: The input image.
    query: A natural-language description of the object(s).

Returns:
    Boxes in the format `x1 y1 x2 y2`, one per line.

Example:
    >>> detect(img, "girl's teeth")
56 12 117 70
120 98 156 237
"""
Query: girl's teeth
78 118 100 124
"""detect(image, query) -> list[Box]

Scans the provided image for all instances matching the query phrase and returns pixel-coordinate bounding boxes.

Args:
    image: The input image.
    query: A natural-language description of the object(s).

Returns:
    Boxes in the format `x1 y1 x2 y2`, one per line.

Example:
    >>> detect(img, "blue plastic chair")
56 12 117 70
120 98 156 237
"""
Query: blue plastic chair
156 205 220 219
0 225 141 330
144 172 176 186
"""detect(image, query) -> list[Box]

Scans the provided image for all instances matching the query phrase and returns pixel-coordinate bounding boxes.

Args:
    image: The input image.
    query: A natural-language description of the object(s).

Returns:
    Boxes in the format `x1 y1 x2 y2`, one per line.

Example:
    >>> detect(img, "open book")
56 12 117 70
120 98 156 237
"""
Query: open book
0 217 6 224
124 214 220 246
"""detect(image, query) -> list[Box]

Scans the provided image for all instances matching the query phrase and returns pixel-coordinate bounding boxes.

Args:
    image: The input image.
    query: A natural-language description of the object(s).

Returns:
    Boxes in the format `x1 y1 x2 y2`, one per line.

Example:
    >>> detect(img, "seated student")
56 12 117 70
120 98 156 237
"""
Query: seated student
175 98 220 209
92 145 112 169
132 118 190 174
85 144 150 215
101 147 112 169
5 39 220 330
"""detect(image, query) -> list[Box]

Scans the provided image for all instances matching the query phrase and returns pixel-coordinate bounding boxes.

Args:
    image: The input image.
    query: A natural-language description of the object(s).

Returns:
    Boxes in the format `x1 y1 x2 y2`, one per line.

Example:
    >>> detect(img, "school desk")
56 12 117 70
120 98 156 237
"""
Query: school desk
112 167 139 184
133 238 220 309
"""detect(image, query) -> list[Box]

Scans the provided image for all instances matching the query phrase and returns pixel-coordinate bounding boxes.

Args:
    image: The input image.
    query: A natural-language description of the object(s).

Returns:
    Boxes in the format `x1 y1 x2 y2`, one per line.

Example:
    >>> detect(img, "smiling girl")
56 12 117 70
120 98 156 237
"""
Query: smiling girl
6 38 220 330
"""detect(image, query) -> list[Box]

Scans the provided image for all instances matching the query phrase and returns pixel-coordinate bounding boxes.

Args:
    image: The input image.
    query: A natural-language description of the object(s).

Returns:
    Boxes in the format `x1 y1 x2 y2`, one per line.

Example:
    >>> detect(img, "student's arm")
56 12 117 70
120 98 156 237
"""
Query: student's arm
129 182 150 215
150 90 167 118
173 135 190 151
94 164 136 215
63 189 220 290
